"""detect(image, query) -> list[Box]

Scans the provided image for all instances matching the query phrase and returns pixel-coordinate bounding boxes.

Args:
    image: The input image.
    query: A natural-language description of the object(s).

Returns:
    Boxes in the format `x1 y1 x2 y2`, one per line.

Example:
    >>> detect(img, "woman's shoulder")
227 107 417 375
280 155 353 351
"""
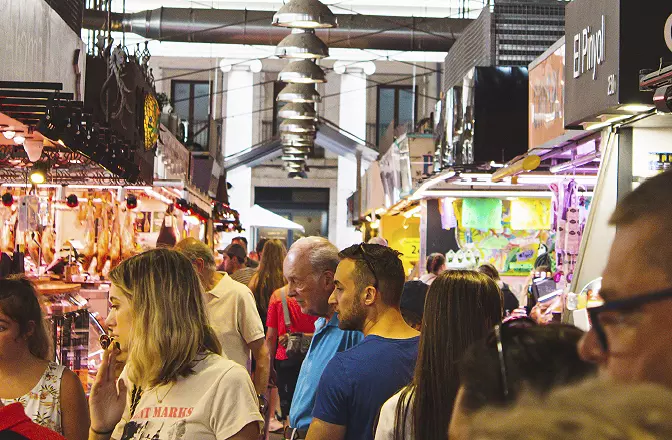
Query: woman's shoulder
193 354 250 379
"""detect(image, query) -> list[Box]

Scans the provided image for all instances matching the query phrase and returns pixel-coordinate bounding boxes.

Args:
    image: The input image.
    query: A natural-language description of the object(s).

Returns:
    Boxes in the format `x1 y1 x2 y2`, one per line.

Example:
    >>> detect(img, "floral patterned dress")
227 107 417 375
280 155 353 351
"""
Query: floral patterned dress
1 362 65 434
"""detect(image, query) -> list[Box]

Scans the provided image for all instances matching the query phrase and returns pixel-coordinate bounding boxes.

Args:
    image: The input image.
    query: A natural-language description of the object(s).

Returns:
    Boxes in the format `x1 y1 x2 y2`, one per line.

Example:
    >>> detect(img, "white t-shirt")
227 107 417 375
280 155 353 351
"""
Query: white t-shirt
375 389 413 440
113 354 263 440
207 273 265 368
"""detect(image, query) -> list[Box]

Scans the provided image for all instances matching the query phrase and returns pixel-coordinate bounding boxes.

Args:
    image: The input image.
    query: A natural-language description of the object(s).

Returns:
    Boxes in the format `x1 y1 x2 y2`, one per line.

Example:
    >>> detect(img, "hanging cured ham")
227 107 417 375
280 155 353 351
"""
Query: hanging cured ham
120 208 136 260
156 204 177 248
25 231 41 265
41 225 56 265
96 203 111 272
0 207 15 254
109 203 121 265
82 202 96 270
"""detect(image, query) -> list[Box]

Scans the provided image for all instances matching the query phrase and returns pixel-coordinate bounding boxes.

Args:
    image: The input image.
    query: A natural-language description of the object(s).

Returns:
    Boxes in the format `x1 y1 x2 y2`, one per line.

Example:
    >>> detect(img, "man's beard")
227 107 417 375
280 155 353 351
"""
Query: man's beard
338 298 366 331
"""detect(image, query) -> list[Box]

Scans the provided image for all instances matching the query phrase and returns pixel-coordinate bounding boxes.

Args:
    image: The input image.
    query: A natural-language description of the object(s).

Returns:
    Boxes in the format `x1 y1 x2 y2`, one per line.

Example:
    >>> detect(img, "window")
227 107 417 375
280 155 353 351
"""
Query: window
171 80 211 151
376 85 416 145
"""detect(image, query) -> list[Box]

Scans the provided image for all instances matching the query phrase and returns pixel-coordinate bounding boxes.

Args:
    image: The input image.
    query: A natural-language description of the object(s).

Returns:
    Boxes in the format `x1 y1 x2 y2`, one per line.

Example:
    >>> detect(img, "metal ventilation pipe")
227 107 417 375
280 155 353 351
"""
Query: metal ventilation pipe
83 8 471 52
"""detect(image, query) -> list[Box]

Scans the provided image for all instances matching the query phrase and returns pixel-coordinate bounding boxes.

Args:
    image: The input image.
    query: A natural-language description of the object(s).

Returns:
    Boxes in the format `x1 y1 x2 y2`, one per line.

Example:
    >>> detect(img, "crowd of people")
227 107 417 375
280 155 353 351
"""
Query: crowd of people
1 169 672 439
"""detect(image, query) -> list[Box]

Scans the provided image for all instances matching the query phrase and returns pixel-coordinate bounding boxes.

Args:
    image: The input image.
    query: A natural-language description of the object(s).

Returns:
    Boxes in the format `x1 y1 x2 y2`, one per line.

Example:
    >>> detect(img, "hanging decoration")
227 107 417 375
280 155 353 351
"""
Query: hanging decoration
213 203 244 233
461 198 503 231
126 194 138 210
510 198 552 230
1 193 13 207
66 194 79 208
551 179 589 285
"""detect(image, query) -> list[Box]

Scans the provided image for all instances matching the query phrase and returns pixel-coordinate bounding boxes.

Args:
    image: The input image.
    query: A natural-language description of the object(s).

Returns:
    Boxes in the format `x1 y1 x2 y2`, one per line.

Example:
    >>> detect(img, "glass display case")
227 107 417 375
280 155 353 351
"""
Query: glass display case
40 282 107 394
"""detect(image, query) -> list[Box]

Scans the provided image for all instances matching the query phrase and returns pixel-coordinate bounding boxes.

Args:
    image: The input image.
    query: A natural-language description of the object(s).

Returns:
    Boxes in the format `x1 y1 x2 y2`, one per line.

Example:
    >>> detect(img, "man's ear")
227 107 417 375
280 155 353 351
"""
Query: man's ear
363 286 377 306
323 270 335 287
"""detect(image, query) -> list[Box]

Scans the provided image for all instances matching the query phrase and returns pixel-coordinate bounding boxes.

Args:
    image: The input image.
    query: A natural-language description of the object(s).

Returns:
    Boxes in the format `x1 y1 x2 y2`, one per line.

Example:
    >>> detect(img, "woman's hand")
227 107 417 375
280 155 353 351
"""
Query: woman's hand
89 344 128 434
279 333 289 348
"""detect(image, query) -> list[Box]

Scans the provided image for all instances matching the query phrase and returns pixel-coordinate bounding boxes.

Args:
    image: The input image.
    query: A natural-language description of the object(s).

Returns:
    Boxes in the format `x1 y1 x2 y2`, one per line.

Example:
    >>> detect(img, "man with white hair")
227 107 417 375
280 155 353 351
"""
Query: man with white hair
175 238 270 400
284 237 363 440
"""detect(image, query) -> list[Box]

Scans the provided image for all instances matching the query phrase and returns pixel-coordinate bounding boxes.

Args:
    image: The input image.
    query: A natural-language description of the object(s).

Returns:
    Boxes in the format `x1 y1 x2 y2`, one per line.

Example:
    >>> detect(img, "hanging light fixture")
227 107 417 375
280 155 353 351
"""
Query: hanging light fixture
280 118 317 133
273 0 337 29
282 154 308 162
279 60 326 84
276 29 329 59
278 103 318 120
281 137 314 148
23 138 44 162
277 83 322 103
280 131 315 142
282 145 313 155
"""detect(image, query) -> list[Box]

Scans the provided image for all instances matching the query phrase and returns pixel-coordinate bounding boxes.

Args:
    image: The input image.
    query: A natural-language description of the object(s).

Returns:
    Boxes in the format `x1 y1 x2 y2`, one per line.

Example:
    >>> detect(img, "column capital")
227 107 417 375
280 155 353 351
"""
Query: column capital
333 60 376 76
220 58 263 73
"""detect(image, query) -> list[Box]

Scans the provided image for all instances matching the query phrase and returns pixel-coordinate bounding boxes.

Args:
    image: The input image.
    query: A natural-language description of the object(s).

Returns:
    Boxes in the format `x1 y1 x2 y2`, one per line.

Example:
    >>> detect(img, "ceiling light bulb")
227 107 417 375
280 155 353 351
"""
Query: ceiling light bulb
273 0 337 29
276 29 329 59
2 130 15 139
279 60 326 84
29 170 46 185
13 135 25 145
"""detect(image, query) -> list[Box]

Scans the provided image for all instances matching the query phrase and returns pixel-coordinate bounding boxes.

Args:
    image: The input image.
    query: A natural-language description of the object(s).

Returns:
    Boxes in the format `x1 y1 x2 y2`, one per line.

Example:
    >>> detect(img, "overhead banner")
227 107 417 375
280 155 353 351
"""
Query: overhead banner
529 40 566 150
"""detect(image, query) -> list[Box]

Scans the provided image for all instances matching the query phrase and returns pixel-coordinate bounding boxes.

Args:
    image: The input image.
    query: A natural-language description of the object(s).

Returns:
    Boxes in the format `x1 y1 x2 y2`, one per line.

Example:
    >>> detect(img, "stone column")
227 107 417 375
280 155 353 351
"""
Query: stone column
221 59 262 245
335 61 376 250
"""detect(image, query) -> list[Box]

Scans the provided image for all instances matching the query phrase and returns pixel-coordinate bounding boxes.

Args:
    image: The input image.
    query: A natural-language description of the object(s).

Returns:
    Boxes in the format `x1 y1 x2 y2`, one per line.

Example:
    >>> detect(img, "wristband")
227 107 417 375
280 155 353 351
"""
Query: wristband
90 426 115 435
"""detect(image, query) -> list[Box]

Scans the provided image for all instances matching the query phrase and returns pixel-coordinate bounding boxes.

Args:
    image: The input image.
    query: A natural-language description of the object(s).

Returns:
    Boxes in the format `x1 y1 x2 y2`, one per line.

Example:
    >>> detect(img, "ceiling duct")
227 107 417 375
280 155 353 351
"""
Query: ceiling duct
82 8 470 52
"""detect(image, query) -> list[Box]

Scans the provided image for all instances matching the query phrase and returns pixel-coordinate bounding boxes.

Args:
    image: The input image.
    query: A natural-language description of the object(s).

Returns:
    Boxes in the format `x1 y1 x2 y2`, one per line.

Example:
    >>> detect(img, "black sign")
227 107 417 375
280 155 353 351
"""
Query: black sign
565 0 672 127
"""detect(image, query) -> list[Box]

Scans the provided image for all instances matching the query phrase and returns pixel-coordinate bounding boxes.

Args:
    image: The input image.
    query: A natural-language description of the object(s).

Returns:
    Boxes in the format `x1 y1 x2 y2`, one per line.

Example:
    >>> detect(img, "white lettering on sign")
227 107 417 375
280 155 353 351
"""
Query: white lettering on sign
573 15 606 80
665 13 672 52
607 74 616 96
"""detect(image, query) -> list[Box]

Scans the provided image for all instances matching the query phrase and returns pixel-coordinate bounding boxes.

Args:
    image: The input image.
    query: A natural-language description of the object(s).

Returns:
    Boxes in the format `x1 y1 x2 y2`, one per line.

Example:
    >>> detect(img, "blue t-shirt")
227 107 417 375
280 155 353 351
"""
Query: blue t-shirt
312 335 420 440
289 314 363 430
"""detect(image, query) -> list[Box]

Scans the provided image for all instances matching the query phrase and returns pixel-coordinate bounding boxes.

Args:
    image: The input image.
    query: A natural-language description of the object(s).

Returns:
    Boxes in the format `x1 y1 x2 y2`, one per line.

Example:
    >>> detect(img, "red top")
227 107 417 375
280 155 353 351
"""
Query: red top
0 403 66 440
266 287 318 360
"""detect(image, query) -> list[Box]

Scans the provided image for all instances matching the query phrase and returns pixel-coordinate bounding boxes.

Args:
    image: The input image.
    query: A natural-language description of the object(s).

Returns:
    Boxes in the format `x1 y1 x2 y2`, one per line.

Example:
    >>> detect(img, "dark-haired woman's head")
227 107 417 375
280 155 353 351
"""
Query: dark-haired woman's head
0 277 51 361
449 323 596 439
426 253 446 275
478 263 500 281
394 270 503 440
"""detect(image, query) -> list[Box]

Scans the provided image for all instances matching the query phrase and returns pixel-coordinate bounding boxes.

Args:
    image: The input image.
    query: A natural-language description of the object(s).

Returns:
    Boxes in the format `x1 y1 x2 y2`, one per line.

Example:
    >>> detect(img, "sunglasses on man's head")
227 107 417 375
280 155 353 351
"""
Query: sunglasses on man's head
358 244 379 288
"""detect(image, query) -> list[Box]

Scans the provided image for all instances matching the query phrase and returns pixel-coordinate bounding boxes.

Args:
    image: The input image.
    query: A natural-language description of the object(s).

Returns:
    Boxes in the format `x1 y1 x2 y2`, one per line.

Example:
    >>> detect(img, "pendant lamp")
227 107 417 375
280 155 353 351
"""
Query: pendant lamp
280 118 317 134
278 103 317 120
279 60 326 84
273 0 337 29
276 29 329 59
277 83 322 103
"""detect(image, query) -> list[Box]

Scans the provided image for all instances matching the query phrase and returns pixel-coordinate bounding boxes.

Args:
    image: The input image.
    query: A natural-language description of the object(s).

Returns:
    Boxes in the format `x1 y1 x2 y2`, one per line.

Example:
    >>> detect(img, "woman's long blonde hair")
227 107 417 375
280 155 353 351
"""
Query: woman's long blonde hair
109 248 221 388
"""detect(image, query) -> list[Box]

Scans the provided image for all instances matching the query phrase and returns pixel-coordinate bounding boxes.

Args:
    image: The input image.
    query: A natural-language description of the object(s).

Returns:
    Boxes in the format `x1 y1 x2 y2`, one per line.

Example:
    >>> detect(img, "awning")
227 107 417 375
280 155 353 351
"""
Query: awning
240 204 305 232
224 118 378 172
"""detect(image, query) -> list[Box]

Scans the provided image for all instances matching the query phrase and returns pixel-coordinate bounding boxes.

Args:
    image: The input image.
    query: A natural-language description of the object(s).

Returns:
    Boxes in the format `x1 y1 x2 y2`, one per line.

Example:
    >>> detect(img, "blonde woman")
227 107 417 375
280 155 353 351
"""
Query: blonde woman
87 248 263 440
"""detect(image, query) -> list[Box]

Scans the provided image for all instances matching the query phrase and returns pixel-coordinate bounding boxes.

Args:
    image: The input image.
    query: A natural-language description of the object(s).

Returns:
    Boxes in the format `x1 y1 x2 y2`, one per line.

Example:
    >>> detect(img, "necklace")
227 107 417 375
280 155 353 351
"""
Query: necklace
155 382 176 404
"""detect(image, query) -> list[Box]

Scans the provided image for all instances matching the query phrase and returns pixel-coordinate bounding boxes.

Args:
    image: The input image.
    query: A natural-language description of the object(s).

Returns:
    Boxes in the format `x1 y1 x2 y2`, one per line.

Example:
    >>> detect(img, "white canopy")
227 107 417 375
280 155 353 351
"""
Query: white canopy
241 205 305 232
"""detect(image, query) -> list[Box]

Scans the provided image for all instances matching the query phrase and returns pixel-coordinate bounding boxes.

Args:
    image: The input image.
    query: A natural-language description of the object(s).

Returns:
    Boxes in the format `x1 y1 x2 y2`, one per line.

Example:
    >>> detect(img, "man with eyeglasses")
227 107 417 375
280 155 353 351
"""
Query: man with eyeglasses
579 169 672 388
306 243 420 440
284 237 363 440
